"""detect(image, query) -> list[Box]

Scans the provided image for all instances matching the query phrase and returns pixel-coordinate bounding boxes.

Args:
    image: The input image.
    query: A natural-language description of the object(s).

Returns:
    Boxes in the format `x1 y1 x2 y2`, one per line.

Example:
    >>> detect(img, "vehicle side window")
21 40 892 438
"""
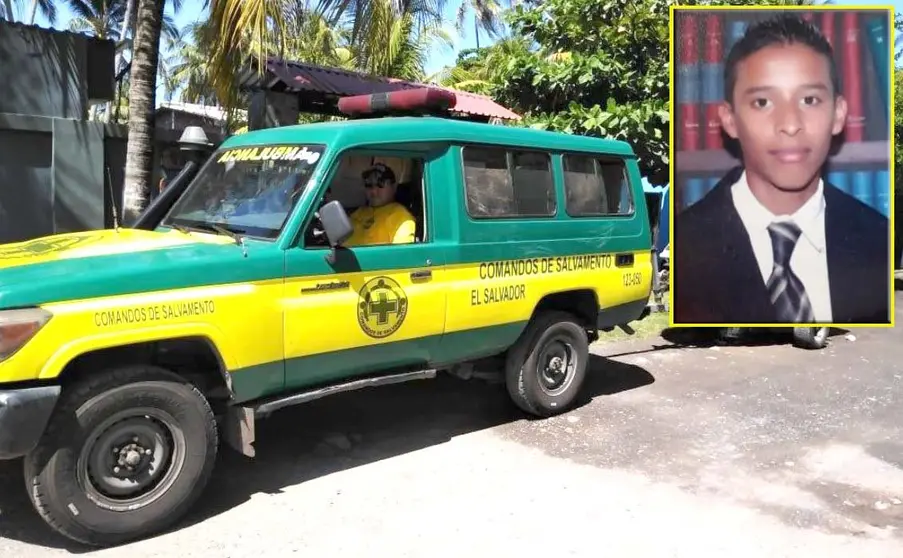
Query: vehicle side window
462 146 555 218
562 154 634 217
302 152 427 248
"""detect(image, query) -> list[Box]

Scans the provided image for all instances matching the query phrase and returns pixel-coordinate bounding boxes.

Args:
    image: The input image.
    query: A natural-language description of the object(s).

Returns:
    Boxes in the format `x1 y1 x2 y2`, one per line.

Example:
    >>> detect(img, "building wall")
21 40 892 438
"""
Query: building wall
0 21 114 120
0 113 127 243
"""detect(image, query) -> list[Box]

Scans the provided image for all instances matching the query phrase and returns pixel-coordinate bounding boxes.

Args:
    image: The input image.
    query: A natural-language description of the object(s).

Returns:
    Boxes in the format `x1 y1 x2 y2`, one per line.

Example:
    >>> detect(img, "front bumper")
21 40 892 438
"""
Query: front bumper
0 385 60 460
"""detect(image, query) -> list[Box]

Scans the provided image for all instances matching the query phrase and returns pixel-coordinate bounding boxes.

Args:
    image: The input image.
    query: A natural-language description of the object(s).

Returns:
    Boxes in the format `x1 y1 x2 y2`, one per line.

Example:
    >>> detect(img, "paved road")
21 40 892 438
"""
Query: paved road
2 293 901 557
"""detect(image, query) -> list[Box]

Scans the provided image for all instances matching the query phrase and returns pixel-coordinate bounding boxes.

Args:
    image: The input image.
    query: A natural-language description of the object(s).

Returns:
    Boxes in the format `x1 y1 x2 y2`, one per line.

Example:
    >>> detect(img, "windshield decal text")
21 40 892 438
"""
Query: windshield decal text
217 146 321 164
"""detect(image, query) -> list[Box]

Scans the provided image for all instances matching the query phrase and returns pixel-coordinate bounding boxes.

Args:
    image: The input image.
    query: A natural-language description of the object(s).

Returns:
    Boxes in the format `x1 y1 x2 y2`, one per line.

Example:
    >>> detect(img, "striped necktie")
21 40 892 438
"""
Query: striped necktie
766 221 815 323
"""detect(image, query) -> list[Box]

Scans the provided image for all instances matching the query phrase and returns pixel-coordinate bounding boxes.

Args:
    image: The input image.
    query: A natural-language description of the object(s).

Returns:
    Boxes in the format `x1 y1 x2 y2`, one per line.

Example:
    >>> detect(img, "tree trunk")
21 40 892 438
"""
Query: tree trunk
2 0 15 21
122 0 165 224
119 0 136 46
106 0 136 123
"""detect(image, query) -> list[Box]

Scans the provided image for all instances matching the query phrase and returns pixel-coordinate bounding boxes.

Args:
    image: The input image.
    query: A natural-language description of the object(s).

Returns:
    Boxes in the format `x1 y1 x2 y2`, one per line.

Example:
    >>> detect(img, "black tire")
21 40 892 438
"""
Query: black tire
792 326 830 350
505 311 589 417
23 365 219 547
719 327 746 341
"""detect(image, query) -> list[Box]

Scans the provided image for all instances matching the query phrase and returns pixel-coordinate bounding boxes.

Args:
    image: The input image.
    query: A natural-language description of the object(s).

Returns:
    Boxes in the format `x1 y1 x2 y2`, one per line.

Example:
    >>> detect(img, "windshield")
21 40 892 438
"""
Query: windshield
162 144 325 239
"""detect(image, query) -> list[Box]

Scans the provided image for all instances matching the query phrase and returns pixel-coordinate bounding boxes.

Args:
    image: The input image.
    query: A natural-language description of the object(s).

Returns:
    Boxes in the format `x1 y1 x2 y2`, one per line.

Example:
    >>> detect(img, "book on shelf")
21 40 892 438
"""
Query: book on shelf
702 14 724 150
675 169 890 218
842 12 866 142
864 15 889 114
677 13 701 151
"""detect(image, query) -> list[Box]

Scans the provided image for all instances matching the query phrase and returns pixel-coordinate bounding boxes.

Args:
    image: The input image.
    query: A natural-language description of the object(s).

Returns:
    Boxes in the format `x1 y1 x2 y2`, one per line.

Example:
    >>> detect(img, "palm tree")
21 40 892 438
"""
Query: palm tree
354 0 452 80
67 0 130 38
1 0 56 24
66 0 181 41
194 0 448 113
26 0 55 24
455 0 506 49
161 22 220 104
428 35 527 93
121 0 168 223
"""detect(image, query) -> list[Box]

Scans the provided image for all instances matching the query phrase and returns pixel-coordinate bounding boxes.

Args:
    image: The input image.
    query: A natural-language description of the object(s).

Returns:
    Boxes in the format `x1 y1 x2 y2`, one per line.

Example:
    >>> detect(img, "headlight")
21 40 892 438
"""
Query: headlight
0 308 52 362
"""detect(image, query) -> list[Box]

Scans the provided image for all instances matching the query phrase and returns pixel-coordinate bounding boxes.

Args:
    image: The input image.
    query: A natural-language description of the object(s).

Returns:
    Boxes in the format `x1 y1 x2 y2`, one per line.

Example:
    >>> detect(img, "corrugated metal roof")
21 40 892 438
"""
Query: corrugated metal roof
239 58 520 121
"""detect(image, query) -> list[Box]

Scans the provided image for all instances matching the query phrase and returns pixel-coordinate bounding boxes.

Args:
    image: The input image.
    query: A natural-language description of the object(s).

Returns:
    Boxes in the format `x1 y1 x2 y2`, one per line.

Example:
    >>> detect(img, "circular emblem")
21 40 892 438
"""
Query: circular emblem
357 276 408 339
0 234 102 260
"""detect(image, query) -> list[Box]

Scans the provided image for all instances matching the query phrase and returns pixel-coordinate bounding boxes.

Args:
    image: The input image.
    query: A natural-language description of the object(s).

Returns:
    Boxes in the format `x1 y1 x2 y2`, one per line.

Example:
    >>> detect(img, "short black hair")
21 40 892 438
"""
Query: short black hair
723 13 840 104
362 162 396 183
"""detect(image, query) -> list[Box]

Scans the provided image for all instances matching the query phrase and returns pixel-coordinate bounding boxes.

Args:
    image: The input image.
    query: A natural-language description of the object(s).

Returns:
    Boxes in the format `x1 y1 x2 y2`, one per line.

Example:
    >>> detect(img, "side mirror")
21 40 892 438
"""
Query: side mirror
317 200 353 264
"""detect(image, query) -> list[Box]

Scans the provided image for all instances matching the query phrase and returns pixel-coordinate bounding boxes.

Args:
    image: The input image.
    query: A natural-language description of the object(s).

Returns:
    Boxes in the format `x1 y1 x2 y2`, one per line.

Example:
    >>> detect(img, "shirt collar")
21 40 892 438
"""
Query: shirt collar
731 171 826 251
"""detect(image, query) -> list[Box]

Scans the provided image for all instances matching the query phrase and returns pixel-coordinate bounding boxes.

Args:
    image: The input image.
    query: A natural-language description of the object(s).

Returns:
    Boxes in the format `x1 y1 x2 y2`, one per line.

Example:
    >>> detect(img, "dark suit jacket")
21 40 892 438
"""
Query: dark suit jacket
673 166 890 324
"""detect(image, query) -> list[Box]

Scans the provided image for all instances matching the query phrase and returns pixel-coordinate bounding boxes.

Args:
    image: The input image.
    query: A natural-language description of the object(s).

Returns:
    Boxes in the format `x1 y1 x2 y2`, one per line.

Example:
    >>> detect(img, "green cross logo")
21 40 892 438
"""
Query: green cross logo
0 234 101 260
357 276 408 338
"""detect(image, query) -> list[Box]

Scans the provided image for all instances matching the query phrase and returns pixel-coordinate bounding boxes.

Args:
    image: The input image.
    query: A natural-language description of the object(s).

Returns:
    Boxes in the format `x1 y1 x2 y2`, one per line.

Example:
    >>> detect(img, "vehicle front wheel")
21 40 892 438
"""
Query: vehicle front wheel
505 311 589 417
23 365 219 547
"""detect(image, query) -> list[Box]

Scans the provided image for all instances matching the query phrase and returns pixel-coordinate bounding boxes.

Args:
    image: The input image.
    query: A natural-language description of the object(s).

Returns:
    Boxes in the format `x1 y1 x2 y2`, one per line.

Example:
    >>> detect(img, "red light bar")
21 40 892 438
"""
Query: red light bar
337 88 457 117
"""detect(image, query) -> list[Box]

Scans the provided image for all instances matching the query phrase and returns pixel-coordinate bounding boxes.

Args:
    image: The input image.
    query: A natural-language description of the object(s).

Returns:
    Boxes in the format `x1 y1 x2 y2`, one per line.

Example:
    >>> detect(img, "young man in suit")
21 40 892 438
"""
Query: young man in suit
672 13 890 325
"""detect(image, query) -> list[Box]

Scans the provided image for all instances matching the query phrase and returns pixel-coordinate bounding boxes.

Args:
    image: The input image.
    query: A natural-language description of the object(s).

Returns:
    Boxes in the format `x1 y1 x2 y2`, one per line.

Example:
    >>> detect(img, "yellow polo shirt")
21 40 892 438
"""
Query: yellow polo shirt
345 202 416 246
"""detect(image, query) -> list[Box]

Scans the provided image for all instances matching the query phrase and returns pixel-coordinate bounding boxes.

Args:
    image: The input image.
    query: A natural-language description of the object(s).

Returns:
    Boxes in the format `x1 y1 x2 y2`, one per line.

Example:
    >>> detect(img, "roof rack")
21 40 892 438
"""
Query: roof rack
337 88 458 119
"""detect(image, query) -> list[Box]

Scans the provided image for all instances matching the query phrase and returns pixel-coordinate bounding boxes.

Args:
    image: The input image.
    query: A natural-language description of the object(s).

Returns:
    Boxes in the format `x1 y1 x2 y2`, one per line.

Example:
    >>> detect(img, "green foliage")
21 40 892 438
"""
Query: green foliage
895 13 902 197
895 67 902 196
483 0 671 184
894 13 903 201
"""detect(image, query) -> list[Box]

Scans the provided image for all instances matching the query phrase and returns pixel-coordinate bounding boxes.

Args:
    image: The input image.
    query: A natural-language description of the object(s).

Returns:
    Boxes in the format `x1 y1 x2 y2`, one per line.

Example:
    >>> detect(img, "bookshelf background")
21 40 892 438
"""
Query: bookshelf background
672 9 892 217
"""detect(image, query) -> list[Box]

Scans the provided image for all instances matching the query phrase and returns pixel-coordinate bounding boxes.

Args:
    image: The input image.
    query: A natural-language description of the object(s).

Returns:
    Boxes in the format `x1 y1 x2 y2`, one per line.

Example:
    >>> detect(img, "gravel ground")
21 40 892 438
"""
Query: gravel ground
1 293 901 557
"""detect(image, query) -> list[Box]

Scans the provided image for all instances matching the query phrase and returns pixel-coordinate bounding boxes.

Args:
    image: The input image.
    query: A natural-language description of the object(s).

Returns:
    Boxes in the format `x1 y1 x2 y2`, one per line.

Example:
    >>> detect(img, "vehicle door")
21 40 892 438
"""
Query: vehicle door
282 148 448 391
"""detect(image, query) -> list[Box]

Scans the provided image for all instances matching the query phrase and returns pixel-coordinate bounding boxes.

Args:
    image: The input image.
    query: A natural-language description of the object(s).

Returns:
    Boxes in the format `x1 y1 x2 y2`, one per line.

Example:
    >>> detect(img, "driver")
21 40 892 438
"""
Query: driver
344 163 416 246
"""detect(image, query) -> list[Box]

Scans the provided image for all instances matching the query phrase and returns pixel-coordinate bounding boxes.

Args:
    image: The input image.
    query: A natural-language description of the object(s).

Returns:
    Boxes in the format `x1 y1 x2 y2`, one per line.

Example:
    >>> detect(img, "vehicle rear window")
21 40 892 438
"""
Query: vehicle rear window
461 146 556 218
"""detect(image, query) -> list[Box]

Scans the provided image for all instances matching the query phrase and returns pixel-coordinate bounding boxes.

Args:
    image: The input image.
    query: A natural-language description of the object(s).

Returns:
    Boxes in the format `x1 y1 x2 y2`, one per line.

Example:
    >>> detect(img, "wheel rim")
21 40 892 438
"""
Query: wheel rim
536 335 577 396
77 407 186 512
814 327 829 344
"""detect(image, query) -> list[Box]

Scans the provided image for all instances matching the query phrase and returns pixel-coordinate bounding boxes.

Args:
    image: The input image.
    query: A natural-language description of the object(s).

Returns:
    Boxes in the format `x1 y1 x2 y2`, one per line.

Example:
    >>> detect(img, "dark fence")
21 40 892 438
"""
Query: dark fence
0 113 126 244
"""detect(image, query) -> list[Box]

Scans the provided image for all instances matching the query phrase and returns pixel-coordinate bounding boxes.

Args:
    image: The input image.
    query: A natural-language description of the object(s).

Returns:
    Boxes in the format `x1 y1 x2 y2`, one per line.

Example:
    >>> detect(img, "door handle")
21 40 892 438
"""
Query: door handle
410 269 432 280
615 253 634 267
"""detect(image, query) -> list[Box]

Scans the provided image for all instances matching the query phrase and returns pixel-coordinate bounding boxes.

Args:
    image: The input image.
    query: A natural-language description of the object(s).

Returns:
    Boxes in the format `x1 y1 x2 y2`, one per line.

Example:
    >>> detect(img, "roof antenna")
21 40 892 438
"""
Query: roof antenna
106 166 121 232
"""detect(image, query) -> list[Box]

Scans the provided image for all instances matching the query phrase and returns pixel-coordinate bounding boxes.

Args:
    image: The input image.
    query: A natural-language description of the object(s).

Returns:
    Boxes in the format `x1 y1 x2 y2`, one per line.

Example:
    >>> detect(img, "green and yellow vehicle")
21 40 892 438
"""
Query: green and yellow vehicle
0 90 657 546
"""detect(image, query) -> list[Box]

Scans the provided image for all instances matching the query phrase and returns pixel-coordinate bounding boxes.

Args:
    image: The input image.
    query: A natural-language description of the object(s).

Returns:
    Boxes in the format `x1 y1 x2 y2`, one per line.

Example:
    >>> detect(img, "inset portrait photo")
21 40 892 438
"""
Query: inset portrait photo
669 6 894 327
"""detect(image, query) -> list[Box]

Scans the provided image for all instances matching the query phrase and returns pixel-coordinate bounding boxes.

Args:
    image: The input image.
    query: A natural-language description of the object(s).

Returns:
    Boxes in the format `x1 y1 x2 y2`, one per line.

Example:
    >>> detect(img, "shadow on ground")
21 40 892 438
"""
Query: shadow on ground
659 326 849 349
895 278 902 291
0 354 654 552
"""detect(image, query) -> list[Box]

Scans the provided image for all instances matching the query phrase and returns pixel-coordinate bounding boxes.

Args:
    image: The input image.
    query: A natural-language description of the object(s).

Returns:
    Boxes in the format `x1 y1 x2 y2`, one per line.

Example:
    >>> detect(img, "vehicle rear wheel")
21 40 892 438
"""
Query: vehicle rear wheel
505 311 589 417
23 365 218 547
792 326 830 350
718 327 746 342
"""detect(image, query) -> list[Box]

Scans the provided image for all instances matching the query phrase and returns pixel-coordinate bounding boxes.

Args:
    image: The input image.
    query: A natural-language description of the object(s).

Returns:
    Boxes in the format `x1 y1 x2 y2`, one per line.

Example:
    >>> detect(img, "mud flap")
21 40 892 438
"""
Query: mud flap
223 405 256 458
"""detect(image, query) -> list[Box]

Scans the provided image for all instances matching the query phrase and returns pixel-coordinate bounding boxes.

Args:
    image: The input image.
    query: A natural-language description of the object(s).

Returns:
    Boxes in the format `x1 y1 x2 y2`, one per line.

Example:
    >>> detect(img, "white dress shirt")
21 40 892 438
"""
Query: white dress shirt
730 172 833 322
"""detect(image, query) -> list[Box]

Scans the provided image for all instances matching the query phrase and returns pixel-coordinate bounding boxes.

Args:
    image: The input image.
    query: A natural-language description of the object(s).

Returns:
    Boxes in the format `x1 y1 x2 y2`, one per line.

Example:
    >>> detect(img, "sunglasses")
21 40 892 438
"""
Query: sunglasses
364 179 388 189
